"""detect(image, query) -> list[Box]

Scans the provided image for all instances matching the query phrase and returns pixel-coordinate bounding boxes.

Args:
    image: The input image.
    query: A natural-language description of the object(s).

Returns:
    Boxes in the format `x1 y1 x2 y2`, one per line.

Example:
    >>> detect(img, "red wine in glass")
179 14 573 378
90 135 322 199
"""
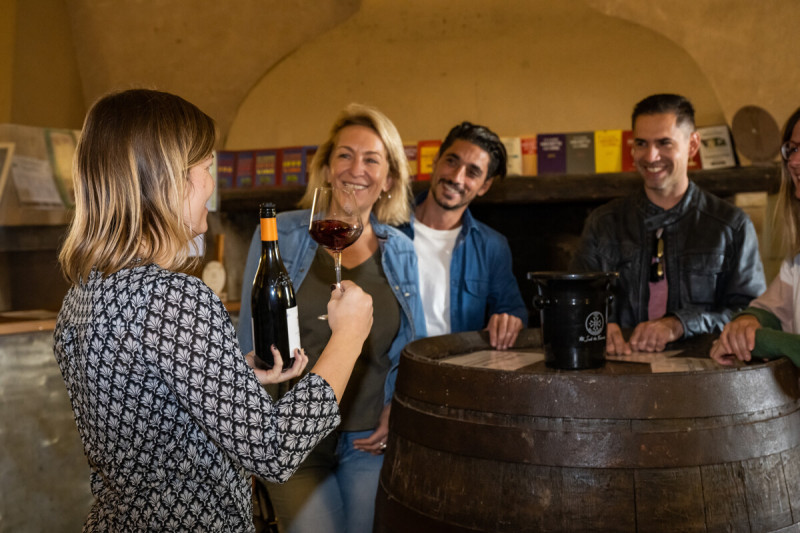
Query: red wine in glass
308 187 364 316
309 219 363 251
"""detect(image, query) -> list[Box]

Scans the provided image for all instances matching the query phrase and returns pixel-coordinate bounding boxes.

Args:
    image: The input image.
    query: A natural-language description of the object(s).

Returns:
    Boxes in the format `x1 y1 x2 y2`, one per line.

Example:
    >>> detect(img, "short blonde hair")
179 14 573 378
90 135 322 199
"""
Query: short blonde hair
299 103 411 225
59 89 217 284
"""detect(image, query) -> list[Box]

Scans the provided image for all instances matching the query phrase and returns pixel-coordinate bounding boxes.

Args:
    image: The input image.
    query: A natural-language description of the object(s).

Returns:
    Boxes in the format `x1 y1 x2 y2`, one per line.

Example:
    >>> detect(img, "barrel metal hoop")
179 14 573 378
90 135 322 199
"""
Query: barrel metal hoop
390 396 800 469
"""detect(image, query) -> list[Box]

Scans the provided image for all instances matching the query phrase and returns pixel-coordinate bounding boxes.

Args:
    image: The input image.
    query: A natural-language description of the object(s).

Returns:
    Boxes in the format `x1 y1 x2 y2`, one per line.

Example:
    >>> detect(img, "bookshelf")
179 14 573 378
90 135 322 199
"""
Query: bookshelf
218 165 781 213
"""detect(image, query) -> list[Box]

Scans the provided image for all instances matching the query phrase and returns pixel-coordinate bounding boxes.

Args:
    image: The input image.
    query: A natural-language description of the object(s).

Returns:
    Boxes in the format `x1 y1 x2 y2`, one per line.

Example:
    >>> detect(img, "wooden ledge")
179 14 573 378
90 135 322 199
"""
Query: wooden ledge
219 165 781 212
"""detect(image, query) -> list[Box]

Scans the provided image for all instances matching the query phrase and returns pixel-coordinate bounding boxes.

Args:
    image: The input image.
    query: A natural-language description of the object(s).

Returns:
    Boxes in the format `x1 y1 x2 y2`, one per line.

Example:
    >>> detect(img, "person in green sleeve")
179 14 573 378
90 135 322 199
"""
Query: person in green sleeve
711 107 800 366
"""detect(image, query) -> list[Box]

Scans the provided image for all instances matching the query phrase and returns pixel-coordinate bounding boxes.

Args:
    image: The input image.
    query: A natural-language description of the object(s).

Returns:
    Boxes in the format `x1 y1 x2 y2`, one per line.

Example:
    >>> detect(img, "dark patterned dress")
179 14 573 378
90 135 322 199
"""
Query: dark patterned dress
53 264 340 532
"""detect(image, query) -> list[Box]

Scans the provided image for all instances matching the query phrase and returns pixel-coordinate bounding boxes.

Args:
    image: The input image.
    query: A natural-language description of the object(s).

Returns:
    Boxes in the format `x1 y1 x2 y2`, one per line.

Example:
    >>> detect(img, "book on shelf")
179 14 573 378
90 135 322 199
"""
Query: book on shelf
501 137 523 176
520 136 537 176
565 132 595 174
254 149 279 187
207 151 219 211
621 130 635 172
594 129 623 173
536 134 566 175
697 125 737 169
235 151 254 188
417 140 441 181
281 146 306 186
404 144 418 181
216 151 236 190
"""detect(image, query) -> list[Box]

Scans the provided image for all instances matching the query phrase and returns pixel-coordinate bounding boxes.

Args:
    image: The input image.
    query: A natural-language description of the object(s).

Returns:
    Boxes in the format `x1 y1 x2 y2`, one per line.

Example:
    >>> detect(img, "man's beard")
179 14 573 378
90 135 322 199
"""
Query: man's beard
432 180 468 211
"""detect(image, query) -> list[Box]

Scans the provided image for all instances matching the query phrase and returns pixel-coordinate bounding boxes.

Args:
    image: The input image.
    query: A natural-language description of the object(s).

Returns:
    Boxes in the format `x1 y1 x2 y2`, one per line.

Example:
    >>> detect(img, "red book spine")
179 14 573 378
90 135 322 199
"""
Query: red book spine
417 140 442 181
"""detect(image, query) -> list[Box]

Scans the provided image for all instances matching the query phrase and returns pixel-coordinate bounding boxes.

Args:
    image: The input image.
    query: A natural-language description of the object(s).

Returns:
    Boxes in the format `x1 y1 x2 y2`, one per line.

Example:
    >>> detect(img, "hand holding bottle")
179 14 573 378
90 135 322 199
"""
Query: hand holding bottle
246 346 309 385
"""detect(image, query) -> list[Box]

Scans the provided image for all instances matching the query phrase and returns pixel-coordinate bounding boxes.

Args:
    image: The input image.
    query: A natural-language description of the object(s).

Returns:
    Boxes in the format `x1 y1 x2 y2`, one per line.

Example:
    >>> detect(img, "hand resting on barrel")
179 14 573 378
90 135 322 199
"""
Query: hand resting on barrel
628 316 684 352
485 312 523 350
605 323 630 355
709 314 762 365
606 317 684 355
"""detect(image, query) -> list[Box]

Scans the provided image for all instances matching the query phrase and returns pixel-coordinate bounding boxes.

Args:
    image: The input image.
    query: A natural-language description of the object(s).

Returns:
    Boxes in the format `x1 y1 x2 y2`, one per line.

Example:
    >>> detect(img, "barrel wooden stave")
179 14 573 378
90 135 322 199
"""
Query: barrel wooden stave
391 394 800 469
379 438 800 532
376 330 800 532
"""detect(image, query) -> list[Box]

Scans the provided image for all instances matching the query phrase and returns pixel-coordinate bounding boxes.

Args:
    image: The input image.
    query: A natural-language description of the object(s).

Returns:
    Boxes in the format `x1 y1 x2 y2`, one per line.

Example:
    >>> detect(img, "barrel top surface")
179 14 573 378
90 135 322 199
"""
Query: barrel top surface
397 329 800 419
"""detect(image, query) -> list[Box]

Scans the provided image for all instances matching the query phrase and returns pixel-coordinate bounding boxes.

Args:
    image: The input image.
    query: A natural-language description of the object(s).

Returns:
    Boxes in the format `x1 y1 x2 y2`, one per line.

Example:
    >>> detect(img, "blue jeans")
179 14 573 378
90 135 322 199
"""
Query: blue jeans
264 430 384 533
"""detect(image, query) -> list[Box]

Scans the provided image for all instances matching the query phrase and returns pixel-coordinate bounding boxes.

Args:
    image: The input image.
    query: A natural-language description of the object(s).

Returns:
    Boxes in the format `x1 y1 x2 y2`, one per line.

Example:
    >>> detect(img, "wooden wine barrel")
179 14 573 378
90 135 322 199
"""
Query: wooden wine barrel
375 330 800 532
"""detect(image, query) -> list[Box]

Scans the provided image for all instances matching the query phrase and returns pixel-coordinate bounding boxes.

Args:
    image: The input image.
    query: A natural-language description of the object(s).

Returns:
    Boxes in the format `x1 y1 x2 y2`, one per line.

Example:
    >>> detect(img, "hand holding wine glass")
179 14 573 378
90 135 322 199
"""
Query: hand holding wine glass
309 186 364 291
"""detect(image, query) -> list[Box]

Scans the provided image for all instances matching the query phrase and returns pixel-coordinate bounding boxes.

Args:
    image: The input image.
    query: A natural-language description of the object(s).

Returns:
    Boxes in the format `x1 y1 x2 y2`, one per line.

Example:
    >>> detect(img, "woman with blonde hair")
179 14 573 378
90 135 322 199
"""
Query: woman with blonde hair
239 103 426 532
711 107 800 366
55 89 374 531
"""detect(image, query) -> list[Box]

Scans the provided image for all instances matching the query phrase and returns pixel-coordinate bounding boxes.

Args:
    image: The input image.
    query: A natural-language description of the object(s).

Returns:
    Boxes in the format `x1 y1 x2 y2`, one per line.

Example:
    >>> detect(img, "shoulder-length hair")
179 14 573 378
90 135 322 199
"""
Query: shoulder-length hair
59 89 217 284
775 107 800 258
298 103 411 226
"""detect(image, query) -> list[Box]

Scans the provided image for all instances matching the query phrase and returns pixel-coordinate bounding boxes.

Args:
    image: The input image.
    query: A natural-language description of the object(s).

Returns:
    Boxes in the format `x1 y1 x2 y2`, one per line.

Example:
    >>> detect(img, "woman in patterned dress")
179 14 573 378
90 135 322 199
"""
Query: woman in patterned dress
54 88 374 532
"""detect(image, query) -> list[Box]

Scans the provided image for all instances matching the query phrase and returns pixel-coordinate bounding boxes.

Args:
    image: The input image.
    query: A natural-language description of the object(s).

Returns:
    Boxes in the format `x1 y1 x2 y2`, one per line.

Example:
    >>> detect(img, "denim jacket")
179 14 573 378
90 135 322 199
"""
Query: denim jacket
238 209 426 406
399 191 528 332
570 181 766 337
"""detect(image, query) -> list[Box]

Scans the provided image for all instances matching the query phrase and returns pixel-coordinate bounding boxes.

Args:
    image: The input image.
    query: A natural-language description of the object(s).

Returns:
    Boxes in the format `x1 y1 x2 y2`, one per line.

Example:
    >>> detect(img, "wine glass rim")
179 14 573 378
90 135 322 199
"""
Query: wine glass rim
310 186 362 222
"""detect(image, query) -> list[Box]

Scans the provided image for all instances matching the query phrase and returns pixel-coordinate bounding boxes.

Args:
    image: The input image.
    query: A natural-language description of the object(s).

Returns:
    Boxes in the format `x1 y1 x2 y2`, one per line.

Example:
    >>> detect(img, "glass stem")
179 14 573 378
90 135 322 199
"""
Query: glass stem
334 251 343 291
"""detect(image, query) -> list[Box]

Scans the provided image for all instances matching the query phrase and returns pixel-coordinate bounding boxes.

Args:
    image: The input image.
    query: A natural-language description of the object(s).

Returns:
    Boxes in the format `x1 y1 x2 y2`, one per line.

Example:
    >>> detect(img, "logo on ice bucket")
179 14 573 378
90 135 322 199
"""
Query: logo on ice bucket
585 311 604 336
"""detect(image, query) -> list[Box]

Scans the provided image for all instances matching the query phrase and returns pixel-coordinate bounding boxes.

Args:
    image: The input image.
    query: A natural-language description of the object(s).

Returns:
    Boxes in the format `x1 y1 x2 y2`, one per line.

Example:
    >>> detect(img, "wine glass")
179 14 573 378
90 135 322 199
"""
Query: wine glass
308 186 364 292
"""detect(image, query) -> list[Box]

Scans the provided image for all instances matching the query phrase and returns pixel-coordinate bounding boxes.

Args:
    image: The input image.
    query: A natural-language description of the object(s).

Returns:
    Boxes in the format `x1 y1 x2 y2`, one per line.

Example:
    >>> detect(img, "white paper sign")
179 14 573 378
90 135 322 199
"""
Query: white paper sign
697 125 737 169
605 350 683 364
10 155 63 206
650 357 722 373
442 350 545 370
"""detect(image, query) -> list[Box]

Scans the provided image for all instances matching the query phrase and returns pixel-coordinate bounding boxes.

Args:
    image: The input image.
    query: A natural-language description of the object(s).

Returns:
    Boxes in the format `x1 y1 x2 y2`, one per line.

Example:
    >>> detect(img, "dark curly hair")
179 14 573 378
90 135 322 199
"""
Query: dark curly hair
437 121 508 181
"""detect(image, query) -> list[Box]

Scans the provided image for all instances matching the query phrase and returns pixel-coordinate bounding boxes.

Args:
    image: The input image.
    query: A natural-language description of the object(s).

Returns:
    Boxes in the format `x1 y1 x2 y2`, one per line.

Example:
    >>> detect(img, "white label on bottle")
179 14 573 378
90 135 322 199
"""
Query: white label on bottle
286 306 301 359
250 318 256 354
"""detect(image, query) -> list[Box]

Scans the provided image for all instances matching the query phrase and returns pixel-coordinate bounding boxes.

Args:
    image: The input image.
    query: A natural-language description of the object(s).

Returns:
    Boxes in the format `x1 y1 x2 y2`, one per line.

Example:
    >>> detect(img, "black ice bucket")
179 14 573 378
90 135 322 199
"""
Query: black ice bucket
527 271 618 370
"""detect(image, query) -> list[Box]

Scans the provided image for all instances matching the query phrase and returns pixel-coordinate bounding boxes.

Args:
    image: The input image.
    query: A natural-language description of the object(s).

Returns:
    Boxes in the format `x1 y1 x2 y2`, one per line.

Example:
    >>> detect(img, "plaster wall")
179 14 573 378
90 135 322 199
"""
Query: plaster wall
11 0 85 129
0 0 15 123
227 0 727 149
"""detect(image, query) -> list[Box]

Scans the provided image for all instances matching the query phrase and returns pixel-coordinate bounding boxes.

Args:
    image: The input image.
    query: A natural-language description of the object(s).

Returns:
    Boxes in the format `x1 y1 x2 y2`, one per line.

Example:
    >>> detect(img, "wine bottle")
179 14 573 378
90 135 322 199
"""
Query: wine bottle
251 202 301 370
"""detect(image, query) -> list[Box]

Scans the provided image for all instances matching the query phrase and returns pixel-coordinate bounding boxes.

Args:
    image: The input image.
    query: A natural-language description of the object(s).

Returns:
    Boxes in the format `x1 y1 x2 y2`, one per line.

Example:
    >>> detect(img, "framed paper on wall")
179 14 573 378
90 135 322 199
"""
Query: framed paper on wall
0 142 15 205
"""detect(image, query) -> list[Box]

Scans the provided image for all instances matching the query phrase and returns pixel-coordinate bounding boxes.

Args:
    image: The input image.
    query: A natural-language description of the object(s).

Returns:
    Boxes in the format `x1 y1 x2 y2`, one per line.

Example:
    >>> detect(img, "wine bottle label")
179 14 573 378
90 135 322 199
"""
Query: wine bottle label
260 218 278 241
286 306 301 358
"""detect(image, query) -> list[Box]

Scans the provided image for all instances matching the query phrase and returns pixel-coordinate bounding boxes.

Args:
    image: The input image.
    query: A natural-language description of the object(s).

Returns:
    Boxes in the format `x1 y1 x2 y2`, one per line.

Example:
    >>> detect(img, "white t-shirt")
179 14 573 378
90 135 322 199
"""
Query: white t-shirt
413 221 461 336
751 253 800 334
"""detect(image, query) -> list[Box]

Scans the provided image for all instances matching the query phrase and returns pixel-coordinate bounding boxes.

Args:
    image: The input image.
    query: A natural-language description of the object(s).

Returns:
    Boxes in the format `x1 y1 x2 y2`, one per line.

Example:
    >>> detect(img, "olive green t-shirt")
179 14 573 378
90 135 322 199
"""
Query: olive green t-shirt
297 246 400 430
